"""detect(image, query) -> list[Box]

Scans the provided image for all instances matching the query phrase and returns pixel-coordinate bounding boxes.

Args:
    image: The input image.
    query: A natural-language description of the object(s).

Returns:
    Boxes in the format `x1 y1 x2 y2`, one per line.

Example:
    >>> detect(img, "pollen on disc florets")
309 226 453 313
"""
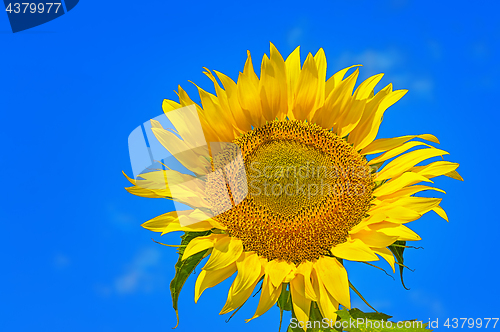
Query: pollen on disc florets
205 120 375 265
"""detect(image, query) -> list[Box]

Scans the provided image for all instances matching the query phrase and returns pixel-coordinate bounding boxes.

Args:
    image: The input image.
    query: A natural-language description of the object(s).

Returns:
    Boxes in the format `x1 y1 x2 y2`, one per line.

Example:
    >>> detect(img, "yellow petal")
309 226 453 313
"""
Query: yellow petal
132 169 209 208
195 263 237 302
259 43 288 121
349 213 386 233
175 86 220 143
347 83 393 147
330 238 379 262
161 101 206 147
214 70 252 133
219 252 264 314
195 85 235 142
183 209 227 230
206 218 227 230
176 85 202 110
293 53 319 120
369 222 422 241
162 99 182 113
331 69 360 131
349 87 408 151
336 97 365 138
290 275 312 330
325 64 362 97
371 247 396 273
124 185 165 198
444 169 464 181
368 141 433 166
411 161 460 179
237 51 263 127
151 126 210 175
379 206 421 223
266 260 295 288
350 228 398 248
361 134 440 155
203 237 244 271
285 46 301 117
311 269 339 324
377 185 445 200
231 252 264 297
374 172 433 197
354 73 385 100
313 48 327 109
202 68 238 136
383 196 442 214
335 73 384 137
182 234 224 260
432 205 449 222
247 274 283 321
376 147 450 181
314 68 359 129
122 171 137 185
295 261 317 301
141 210 214 235
313 256 350 309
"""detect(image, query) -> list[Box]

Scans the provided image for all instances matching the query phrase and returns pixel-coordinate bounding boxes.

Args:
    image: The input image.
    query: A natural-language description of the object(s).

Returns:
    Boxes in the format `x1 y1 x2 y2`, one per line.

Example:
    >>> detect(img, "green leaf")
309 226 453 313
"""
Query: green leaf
169 230 211 328
388 240 410 290
336 308 432 331
347 308 391 321
278 284 293 312
279 284 292 332
286 307 431 332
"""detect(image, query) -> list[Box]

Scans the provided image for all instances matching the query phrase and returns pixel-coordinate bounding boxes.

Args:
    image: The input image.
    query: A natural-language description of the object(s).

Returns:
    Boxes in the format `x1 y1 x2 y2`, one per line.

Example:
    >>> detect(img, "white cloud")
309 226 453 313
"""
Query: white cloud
335 49 402 76
427 40 443 60
411 78 434 98
114 247 165 295
53 253 70 269
409 289 446 316
287 18 308 47
107 204 137 232
334 49 434 99
287 27 303 47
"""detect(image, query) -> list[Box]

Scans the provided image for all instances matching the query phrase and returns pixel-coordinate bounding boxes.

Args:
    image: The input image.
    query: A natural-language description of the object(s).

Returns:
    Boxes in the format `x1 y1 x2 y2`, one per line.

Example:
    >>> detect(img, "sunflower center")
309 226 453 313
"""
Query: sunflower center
206 120 374 264
247 140 337 218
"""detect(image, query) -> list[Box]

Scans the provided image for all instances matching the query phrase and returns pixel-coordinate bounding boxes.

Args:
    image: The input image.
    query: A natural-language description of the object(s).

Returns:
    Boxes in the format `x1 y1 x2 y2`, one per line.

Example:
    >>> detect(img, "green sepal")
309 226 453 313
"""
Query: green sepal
369 160 386 173
388 240 410 290
169 230 211 328
278 284 293 312
373 178 389 190
346 308 391 321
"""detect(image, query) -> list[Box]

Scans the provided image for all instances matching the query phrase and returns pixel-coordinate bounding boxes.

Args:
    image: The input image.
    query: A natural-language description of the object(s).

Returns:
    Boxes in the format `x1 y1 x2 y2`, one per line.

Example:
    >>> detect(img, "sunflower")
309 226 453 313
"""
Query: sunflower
124 44 461 329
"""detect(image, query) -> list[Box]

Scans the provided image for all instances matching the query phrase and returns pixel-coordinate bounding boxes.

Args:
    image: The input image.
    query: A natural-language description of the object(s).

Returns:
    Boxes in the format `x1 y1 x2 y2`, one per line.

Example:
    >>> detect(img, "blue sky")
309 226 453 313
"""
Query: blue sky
1 0 499 331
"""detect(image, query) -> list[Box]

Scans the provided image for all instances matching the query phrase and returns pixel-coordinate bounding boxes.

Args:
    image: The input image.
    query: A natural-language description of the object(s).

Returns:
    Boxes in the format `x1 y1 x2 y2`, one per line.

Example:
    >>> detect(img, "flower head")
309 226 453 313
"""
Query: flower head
125 44 461 329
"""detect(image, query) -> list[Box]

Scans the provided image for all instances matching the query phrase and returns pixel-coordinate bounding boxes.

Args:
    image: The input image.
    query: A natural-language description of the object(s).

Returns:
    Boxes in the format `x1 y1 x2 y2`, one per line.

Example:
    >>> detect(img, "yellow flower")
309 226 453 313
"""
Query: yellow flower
125 44 461 329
